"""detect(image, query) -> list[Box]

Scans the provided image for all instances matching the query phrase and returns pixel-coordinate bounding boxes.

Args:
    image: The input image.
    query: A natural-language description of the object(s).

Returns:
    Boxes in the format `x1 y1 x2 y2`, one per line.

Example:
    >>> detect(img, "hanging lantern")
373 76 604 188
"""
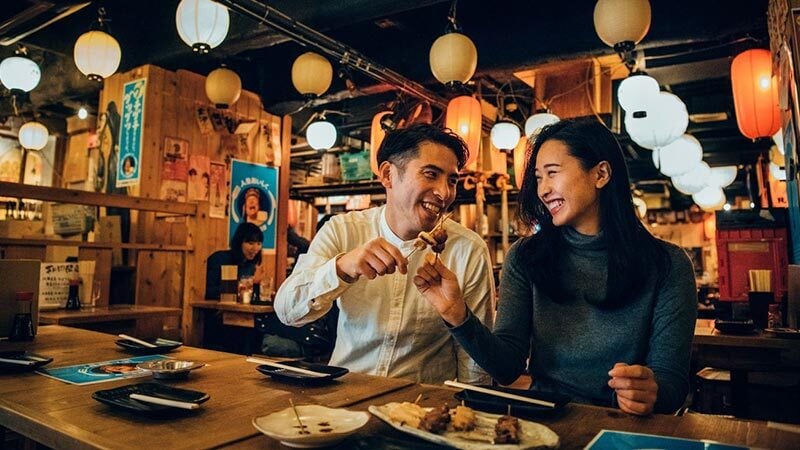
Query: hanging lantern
524 112 559 138
490 120 520 151
306 118 336 150
445 95 481 167
18 121 49 151
593 0 651 48
205 66 241 109
617 72 659 112
176 0 230 54
652 134 702 177
291 52 333 97
370 111 392 175
708 165 738 188
429 32 478 86
672 161 710 195
73 29 121 81
693 185 726 211
513 136 528 189
0 49 40 92
731 49 780 139
625 92 688 150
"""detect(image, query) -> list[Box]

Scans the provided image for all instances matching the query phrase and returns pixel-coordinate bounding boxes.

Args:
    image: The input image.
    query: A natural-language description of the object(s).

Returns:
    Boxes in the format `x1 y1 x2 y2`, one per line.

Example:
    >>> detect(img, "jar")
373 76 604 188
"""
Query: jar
10 291 35 341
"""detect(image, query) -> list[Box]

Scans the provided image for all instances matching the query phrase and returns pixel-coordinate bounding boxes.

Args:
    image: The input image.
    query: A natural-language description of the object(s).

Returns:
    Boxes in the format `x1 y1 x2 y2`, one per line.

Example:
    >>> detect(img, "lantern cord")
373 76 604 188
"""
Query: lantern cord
447 1 459 31
11 95 19 117
643 36 759 62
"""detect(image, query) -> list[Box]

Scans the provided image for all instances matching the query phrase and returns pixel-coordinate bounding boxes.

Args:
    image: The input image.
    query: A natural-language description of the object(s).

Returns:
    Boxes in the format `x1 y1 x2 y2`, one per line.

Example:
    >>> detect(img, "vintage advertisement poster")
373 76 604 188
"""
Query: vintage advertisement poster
209 161 227 219
228 159 278 250
37 262 80 309
188 155 210 201
116 78 146 187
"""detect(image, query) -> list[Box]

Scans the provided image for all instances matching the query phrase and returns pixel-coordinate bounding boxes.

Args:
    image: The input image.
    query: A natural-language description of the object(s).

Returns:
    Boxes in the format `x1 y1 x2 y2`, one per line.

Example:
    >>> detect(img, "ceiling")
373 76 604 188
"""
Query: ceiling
0 0 775 201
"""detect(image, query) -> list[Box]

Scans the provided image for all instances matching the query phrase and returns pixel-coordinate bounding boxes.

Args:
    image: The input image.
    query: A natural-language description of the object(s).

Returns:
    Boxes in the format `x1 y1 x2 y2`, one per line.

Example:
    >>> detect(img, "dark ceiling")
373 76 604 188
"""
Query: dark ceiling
0 0 775 196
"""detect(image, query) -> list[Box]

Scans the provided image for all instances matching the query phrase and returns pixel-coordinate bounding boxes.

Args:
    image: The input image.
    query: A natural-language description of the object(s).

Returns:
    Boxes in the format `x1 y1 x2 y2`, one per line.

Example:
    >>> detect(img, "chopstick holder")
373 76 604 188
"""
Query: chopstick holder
129 393 200 410
246 357 328 377
443 380 556 408
118 334 158 348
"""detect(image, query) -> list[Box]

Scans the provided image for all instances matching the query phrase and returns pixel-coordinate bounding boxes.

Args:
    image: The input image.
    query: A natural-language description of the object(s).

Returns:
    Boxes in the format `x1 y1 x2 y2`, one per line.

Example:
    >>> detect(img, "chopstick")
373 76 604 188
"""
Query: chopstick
246 357 328 378
130 393 200 410
0 357 38 366
118 334 157 348
443 380 556 409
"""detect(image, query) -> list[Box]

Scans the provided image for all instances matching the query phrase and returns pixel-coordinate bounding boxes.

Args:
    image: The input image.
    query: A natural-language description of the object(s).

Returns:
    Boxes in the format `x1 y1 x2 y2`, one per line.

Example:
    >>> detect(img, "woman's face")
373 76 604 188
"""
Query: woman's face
241 240 262 261
534 139 608 236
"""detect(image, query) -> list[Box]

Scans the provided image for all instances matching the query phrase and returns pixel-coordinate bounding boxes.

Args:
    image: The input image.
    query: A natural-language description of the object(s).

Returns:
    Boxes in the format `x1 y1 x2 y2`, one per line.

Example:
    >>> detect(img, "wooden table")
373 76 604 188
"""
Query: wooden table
39 305 183 339
2 326 799 449
187 300 274 347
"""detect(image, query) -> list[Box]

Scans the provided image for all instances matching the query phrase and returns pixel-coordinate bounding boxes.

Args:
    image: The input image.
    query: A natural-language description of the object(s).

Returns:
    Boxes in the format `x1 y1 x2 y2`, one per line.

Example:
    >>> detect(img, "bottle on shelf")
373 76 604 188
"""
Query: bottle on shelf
65 279 82 310
9 291 35 341
768 303 782 329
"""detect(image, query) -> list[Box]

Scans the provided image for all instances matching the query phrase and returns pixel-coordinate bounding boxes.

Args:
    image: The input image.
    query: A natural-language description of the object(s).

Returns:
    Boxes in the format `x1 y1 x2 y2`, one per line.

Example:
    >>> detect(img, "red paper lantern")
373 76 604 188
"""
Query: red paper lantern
731 49 780 139
370 111 392 176
445 95 481 168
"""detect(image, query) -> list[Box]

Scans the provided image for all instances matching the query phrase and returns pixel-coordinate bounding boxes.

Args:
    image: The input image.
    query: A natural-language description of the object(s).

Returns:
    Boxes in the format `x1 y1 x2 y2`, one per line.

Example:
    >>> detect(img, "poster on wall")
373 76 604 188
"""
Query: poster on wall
116 78 146 187
188 155 210 201
228 159 278 250
209 161 227 219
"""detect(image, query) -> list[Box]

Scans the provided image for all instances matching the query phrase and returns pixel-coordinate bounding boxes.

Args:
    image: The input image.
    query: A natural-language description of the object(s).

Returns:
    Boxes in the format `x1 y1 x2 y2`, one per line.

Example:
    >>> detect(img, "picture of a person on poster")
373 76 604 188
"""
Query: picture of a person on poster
243 188 267 227
122 156 136 177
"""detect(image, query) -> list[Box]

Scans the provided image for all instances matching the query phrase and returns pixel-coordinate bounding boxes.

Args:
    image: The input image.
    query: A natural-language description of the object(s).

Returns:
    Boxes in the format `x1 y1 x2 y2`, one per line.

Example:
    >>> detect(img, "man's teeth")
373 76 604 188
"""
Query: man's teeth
422 202 441 214
548 200 564 211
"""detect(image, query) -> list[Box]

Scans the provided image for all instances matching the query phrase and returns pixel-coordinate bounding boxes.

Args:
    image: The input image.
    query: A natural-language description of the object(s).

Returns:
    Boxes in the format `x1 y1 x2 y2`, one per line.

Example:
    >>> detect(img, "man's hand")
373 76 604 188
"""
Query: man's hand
413 253 467 326
608 363 658 415
335 237 408 282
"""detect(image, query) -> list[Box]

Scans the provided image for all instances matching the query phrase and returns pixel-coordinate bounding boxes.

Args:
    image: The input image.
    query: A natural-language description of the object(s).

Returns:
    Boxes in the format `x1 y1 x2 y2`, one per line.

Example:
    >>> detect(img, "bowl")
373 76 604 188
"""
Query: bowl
136 360 204 379
252 404 369 448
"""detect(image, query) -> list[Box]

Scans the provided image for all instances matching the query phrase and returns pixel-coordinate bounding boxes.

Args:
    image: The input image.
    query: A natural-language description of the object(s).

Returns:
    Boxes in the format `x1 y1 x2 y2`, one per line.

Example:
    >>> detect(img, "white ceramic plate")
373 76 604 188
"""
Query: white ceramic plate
369 403 559 450
252 404 369 448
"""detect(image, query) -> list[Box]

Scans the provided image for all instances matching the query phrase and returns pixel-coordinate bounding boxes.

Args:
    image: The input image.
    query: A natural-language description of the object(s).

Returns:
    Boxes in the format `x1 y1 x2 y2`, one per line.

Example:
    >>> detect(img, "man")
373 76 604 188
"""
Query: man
275 124 494 384
243 188 266 226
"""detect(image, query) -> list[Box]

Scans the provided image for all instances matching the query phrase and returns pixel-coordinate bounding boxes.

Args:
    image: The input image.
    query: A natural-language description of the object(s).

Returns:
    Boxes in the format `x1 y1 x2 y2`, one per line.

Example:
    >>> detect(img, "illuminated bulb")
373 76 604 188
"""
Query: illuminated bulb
759 77 770 90
749 202 755 209
723 203 731 211
78 107 88 119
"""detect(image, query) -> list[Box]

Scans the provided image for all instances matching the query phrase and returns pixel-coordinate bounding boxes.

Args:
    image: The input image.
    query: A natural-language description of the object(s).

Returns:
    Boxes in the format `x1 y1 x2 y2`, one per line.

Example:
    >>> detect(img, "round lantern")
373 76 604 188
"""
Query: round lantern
205 66 241 109
429 32 478 85
652 134 702 177
513 136 528 189
731 49 780 139
617 72 659 112
693 185 726 211
593 0 651 48
306 119 336 150
176 0 229 54
73 30 121 81
524 112 559 138
491 120 521 151
708 165 738 188
370 111 392 175
445 95 481 167
625 92 688 150
672 161 710 195
0 55 40 92
291 52 333 97
18 121 49 151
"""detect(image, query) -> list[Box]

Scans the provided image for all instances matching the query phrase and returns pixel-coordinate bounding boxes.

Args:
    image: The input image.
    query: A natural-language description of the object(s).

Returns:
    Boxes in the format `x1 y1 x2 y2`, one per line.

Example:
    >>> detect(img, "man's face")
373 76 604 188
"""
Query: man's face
245 195 259 218
382 141 459 240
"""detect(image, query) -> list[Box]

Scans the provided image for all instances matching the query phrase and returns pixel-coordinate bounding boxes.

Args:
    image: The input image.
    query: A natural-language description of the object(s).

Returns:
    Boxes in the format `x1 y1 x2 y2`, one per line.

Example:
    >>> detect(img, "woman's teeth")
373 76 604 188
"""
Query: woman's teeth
548 200 564 212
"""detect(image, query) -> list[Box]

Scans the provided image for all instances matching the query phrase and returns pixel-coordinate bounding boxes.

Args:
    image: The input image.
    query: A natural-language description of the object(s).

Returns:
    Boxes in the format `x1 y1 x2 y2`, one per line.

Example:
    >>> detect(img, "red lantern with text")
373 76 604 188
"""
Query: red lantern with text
370 111 392 176
731 49 780 139
445 95 481 168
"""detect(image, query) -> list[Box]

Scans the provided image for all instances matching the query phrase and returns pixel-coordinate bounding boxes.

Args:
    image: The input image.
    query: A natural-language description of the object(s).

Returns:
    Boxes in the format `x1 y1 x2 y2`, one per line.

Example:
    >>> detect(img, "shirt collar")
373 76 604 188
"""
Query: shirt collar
380 206 416 249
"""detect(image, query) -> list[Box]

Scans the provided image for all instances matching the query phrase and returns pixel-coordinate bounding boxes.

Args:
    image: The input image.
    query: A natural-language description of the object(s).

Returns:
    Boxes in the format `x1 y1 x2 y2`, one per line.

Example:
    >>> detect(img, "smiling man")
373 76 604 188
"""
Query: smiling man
274 124 494 384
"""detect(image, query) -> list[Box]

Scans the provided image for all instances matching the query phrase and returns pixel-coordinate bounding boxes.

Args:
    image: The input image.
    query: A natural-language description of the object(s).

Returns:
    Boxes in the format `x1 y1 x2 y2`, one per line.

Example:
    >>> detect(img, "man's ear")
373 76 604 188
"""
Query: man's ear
595 161 612 189
378 161 393 189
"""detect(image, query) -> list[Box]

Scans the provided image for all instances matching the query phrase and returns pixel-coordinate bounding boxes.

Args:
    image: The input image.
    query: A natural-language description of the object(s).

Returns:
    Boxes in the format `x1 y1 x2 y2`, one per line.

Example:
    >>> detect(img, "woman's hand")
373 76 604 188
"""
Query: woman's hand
413 253 467 326
608 363 659 415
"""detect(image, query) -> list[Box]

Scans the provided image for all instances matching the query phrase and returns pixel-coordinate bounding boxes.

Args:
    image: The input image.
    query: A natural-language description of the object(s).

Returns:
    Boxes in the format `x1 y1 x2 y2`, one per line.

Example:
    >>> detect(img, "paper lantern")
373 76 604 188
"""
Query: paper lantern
291 52 333 97
617 73 659 112
708 166 738 188
445 95 481 167
693 185 726 211
0 55 40 92
429 32 477 85
490 120 520 151
593 0 651 48
512 136 528 189
625 92 688 150
18 121 49 151
306 119 336 150
672 161 710 195
652 134 702 177
370 111 392 175
205 66 241 108
731 49 780 139
176 0 229 53
524 112 559 138
73 30 121 81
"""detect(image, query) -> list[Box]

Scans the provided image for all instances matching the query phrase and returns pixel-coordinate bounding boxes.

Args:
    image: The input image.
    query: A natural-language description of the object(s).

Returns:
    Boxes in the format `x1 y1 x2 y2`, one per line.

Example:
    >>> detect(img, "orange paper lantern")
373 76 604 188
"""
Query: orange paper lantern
512 136 528 189
445 95 481 168
731 49 780 139
370 111 392 176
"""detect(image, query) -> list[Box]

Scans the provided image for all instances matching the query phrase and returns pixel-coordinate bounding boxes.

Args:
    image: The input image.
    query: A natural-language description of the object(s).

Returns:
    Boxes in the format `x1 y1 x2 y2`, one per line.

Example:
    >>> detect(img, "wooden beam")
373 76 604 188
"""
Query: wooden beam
0 237 192 251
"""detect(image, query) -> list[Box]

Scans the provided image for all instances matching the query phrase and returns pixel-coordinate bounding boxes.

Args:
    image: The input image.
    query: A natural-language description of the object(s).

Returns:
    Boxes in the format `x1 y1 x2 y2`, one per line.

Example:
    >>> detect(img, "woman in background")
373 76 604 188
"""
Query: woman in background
205 222 263 299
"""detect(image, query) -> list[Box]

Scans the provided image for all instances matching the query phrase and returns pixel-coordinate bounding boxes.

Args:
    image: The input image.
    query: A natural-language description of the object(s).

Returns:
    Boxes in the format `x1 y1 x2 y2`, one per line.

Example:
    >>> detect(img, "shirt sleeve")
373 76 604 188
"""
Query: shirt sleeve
274 220 353 326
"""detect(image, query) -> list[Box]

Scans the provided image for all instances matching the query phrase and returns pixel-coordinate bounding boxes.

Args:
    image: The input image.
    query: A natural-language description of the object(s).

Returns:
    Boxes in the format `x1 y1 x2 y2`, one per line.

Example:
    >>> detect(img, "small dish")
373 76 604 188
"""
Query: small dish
115 338 182 355
136 360 205 379
92 382 209 416
256 361 348 385
764 327 800 339
0 351 53 372
454 386 570 418
252 404 369 448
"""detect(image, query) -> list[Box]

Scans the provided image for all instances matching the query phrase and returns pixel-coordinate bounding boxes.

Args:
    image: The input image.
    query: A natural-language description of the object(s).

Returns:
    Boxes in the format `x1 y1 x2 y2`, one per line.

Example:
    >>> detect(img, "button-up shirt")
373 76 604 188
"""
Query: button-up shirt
274 206 494 384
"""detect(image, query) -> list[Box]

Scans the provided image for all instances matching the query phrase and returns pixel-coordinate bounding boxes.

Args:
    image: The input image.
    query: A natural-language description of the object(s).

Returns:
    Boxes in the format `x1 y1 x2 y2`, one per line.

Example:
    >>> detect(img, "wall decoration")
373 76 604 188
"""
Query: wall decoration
159 180 187 203
188 155 210 201
163 136 188 161
116 78 146 187
195 104 213 135
209 161 227 219
229 159 278 250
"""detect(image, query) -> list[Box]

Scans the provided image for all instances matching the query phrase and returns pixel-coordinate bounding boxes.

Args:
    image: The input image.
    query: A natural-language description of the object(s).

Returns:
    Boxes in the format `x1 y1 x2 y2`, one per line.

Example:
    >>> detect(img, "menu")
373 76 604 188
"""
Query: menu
585 430 747 450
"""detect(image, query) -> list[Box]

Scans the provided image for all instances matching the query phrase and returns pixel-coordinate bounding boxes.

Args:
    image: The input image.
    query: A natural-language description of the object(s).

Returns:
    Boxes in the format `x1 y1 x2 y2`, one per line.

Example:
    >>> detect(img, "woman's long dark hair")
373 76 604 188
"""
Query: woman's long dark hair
517 118 668 308
230 222 263 265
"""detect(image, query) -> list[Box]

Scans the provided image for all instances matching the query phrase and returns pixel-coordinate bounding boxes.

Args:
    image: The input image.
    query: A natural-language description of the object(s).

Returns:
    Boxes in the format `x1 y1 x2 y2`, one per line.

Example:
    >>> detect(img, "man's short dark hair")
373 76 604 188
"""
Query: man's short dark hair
376 124 468 171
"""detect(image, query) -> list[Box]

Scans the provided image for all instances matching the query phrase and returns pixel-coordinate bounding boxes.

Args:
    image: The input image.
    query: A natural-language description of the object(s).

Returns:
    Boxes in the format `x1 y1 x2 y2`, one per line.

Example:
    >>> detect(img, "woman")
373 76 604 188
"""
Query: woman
414 118 696 415
205 222 264 300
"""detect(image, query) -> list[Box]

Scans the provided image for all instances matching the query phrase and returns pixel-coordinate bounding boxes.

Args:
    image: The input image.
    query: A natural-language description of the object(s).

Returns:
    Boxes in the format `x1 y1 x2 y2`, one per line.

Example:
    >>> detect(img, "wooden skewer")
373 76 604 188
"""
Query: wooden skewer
443 380 556 409
289 399 309 434
118 334 157 348
414 393 423 405
246 357 328 377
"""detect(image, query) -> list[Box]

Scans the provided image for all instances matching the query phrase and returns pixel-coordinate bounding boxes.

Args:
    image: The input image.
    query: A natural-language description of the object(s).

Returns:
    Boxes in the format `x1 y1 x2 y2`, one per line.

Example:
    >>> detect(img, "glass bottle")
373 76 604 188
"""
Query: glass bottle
10 291 35 341
65 279 82 310
767 304 782 329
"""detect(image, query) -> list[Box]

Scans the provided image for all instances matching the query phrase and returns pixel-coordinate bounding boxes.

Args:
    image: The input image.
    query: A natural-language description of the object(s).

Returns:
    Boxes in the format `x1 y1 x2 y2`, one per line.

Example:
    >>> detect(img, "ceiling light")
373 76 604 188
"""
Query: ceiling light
524 112 559 138
692 185 726 211
617 72 659 113
291 52 333 98
73 8 121 82
306 118 336 150
429 2 477 86
176 0 229 54
18 121 49 151
708 166 738 188
491 120 521 151
652 134 702 177
730 49 780 139
723 203 731 211
625 92 688 150
205 65 241 109
78 107 88 119
0 46 40 93
445 95 481 167
672 161 710 195
593 0 651 49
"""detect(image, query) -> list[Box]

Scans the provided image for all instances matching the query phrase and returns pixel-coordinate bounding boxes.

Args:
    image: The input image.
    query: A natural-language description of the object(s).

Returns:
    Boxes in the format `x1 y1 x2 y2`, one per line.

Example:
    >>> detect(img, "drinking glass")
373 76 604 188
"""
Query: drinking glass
91 280 102 305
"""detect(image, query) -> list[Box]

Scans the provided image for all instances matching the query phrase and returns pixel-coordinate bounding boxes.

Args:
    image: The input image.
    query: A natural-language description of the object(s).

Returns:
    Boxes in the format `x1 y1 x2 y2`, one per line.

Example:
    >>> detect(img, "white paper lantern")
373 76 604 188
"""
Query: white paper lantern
625 92 688 150
652 134 702 177
306 119 336 150
176 0 229 53
593 0 651 47
524 112 560 138
708 166 738 188
429 32 478 85
693 185 726 211
617 73 659 112
18 121 49 151
672 161 710 195
73 30 121 81
769 162 787 181
205 66 241 108
491 121 521 150
0 55 40 92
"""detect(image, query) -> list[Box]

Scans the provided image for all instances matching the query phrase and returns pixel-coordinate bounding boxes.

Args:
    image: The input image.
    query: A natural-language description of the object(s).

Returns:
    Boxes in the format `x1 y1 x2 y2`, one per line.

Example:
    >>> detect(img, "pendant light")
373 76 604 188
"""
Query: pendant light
291 52 333 98
73 8 121 81
708 166 738 188
306 115 337 150
652 134 702 177
617 72 659 113
693 185 726 211
731 49 780 139
593 0 651 51
445 95 481 167
524 112 559 138
625 92 688 150
0 46 40 93
429 1 477 87
370 111 392 175
18 121 49 151
672 162 710 195
491 120 520 151
205 65 241 109
176 0 230 54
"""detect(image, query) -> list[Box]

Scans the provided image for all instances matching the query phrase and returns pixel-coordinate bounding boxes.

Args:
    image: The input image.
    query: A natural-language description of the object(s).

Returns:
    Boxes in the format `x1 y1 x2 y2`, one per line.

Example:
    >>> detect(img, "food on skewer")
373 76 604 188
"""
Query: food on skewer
450 404 477 431
494 415 521 444
409 211 452 257
419 405 451 433
385 401 427 428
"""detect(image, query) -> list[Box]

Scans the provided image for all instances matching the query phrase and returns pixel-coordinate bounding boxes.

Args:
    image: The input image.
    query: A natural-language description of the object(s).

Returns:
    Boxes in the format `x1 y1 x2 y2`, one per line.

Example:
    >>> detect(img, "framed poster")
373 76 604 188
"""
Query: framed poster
116 78 146 187
228 159 278 250
209 161 227 219
188 155 210 201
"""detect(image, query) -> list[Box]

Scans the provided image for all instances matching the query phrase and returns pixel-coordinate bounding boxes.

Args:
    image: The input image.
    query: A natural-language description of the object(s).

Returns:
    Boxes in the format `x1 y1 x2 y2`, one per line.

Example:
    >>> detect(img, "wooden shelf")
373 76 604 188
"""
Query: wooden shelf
0 237 192 251
190 300 275 314
39 305 183 325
